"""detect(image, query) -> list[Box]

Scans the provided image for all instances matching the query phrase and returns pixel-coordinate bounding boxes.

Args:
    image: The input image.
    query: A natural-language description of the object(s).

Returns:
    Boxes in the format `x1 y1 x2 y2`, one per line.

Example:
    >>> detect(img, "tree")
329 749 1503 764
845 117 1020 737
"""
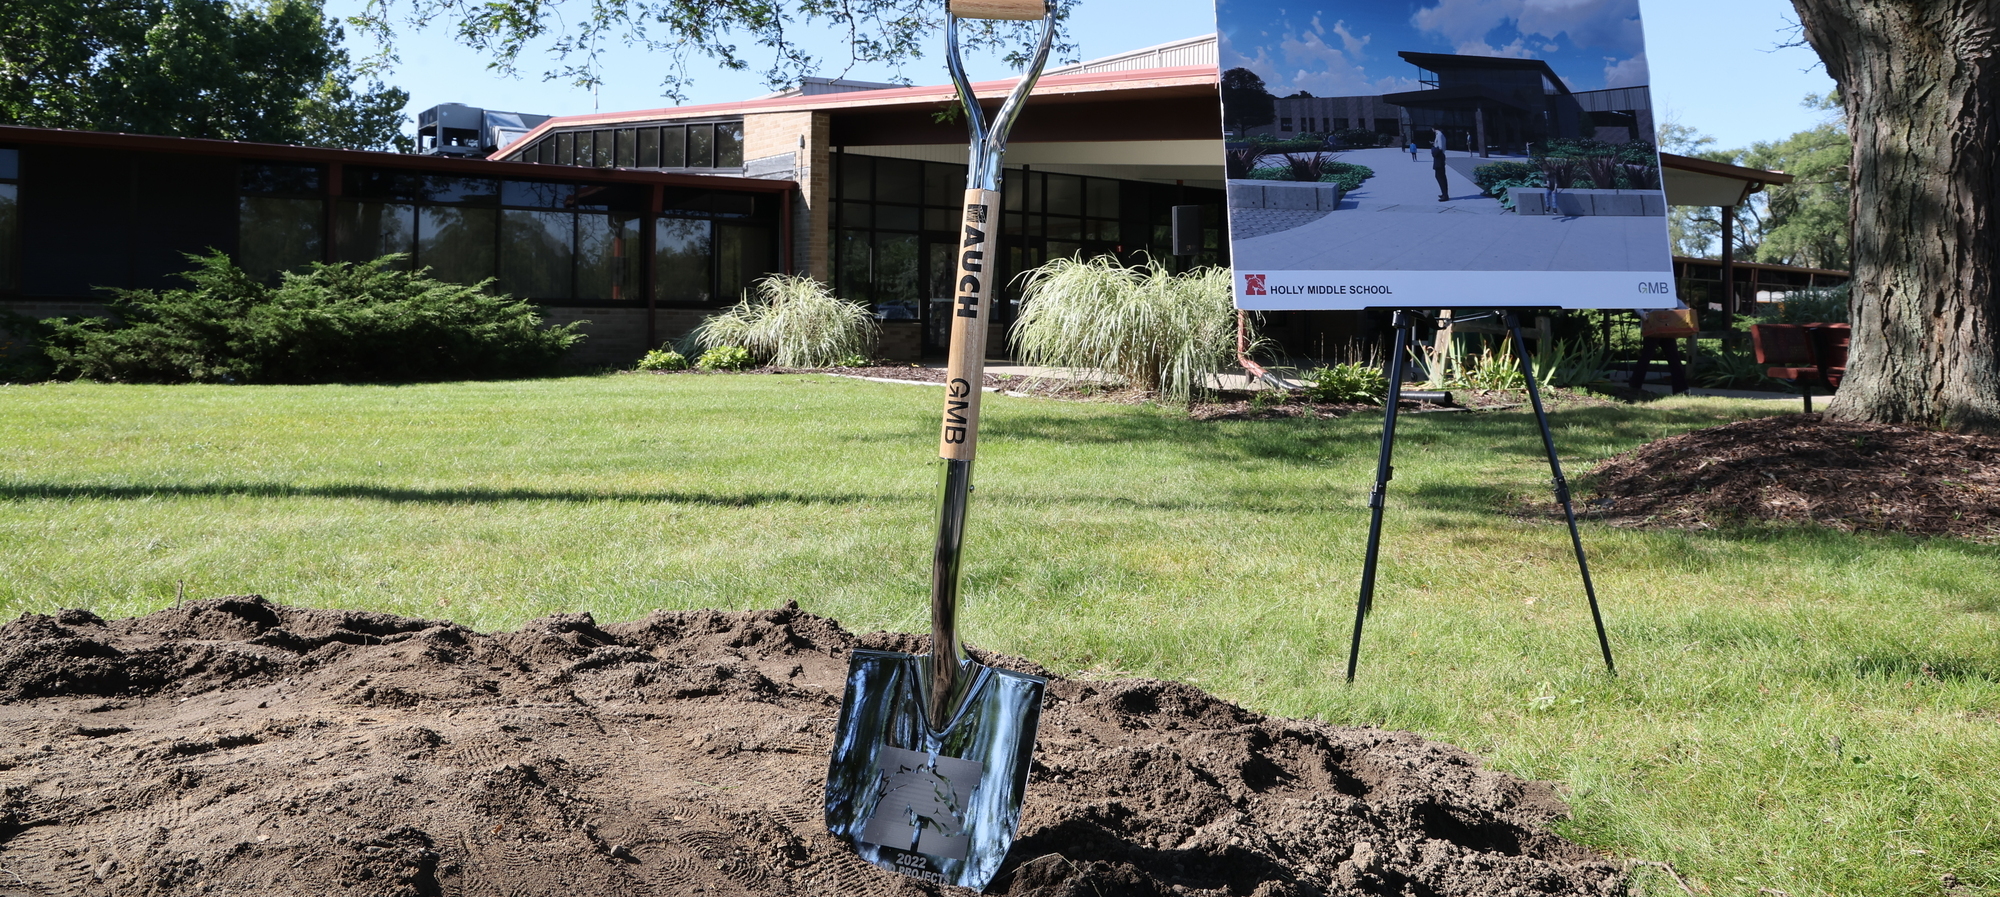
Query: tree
348 0 1074 103
1221 68 1276 135
0 0 409 151
1791 1 1999 432
1740 121 1850 271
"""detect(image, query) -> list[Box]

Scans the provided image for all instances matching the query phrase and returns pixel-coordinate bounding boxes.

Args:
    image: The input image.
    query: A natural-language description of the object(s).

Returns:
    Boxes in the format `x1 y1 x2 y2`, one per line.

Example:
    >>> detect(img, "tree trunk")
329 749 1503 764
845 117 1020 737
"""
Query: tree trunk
1791 0 2000 432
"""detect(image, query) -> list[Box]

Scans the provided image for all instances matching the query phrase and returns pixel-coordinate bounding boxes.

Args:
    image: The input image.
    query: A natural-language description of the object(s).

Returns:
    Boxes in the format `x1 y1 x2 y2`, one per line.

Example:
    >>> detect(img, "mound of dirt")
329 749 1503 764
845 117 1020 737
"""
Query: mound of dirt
1583 414 2000 541
0 597 1623 897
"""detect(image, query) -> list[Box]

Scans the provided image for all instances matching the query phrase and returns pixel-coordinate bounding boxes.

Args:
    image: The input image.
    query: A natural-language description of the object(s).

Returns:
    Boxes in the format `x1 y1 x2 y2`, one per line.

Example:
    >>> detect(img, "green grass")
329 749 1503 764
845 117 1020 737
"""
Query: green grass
3 375 1996 896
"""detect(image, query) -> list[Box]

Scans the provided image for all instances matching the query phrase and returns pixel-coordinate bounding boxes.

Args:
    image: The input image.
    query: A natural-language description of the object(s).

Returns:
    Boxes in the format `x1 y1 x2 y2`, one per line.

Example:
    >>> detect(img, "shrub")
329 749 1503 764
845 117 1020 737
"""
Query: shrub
1245 160 1373 191
695 346 754 371
1753 283 1851 323
637 348 688 371
1224 146 1265 179
1011 256 1249 402
1281 152 1330 182
687 274 878 368
1332 128 1387 148
35 252 581 384
833 353 871 367
1530 339 1618 390
1300 362 1387 404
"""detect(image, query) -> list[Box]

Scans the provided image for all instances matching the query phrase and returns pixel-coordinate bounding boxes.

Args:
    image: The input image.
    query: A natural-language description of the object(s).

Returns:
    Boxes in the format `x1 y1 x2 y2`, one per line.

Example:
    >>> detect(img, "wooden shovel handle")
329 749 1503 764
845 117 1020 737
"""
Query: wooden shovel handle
948 0 1046 20
938 188 1000 461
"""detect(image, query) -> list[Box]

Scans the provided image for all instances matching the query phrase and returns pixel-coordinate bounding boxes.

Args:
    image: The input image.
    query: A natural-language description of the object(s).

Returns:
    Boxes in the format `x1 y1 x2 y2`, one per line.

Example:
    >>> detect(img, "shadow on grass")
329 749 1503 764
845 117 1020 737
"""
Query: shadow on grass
983 402 1763 468
0 482 890 507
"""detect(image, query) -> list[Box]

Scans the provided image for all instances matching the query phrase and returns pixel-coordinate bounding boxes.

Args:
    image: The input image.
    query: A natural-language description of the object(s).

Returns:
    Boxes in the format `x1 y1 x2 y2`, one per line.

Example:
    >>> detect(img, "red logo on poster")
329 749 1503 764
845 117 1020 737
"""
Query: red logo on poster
1244 274 1266 295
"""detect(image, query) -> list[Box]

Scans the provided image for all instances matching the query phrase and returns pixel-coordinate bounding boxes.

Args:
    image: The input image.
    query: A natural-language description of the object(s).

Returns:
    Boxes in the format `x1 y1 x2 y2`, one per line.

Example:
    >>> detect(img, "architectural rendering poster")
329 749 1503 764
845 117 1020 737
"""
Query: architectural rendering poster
1215 0 1678 310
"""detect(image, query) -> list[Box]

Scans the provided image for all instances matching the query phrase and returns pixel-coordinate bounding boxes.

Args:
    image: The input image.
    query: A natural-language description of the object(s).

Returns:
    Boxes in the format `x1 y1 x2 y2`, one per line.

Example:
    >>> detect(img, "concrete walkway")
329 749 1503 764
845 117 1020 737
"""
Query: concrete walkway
1229 146 1672 273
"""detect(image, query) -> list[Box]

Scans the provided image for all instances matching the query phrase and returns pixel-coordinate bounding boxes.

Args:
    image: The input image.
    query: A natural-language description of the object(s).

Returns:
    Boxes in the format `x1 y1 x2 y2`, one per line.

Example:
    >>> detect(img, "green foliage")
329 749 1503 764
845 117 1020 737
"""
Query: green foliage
1529 338 1618 390
1332 128 1387 148
1220 68 1276 134
1011 257 1247 401
833 353 871 367
0 0 409 150
1474 161 1542 196
35 251 580 383
1753 283 1852 324
1694 344 1780 390
636 348 688 371
695 346 754 371
1243 134 1326 153
687 274 879 368
1300 362 1386 404
1741 122 1852 270
1244 160 1373 191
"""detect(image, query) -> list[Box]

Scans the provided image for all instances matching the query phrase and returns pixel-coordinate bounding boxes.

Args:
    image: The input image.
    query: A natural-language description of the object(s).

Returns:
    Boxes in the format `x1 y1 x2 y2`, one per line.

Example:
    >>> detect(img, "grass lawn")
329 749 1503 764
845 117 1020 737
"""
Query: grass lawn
2 374 1995 896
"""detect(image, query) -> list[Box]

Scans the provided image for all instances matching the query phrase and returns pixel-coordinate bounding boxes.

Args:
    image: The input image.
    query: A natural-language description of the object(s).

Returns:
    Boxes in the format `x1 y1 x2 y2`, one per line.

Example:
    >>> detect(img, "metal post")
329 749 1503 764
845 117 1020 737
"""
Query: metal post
1348 310 1414 682
1505 312 1616 675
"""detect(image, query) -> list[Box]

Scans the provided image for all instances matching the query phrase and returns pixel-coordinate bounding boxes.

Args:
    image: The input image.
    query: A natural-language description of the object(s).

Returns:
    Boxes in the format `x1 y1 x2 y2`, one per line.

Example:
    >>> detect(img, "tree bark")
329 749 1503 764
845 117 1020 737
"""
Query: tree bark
1791 0 2000 432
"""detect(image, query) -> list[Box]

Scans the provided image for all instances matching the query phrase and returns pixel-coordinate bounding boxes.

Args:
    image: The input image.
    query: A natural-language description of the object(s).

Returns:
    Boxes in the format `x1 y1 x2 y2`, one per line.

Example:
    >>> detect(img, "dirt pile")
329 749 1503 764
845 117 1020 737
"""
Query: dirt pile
0 598 1623 896
1583 414 2000 541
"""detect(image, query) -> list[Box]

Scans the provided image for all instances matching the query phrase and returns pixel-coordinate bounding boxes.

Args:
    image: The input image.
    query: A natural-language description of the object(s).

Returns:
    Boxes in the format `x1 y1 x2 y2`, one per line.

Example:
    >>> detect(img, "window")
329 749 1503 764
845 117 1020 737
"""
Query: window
499 210 574 299
687 124 714 168
653 217 711 304
639 128 660 168
661 126 686 168
0 148 17 291
417 206 496 286
593 131 613 168
575 212 640 300
238 162 325 282
715 120 744 168
1281 117 1293 132
335 201 415 267
556 132 574 165
615 129 636 168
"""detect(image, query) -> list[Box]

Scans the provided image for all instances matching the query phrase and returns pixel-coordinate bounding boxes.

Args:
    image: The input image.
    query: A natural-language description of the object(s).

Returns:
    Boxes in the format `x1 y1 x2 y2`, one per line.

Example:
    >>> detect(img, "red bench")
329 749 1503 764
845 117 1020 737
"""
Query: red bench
1750 323 1850 412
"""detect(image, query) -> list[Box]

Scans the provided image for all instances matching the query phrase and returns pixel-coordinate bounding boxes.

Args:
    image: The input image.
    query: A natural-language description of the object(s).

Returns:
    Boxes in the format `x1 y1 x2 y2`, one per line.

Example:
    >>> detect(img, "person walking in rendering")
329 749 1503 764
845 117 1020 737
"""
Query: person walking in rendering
1431 129 1450 201
1407 140 1418 161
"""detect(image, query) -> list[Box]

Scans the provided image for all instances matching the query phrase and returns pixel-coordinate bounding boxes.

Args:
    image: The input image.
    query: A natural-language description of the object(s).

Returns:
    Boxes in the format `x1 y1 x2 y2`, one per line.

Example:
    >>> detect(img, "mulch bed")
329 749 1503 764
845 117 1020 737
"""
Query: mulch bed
1581 414 2000 541
0 598 1626 897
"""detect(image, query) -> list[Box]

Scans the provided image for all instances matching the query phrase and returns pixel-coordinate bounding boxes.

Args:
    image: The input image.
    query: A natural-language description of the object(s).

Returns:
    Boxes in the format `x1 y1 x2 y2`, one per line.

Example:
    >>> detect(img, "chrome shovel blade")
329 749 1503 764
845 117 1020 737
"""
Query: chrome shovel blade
825 649 1045 890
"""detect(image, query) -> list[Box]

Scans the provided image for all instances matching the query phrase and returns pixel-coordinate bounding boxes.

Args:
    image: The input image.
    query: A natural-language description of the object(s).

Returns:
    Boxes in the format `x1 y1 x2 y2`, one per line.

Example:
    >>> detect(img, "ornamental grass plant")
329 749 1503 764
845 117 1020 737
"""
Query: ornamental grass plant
1011 256 1248 402
687 274 879 368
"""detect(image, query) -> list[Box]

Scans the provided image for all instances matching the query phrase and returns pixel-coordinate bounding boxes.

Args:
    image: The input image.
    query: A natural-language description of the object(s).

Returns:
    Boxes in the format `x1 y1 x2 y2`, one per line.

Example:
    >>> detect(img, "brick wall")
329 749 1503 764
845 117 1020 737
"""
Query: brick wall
742 111 831 280
542 307 651 369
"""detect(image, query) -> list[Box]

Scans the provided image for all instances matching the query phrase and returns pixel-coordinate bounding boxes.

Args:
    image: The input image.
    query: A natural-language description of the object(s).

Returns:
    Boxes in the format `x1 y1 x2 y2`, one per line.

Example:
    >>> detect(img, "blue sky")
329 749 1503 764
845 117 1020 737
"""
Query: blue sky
1216 0 1650 98
329 0 1833 151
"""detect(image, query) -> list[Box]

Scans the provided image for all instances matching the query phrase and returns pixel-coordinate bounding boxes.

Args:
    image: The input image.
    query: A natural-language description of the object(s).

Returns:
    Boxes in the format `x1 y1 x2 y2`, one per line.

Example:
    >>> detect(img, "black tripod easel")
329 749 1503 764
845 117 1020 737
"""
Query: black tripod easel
1345 309 1616 681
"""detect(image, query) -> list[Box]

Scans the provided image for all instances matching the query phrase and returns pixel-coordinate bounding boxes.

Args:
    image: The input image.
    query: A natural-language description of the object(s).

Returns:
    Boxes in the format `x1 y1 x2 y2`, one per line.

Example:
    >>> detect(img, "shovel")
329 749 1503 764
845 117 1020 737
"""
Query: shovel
824 0 1056 889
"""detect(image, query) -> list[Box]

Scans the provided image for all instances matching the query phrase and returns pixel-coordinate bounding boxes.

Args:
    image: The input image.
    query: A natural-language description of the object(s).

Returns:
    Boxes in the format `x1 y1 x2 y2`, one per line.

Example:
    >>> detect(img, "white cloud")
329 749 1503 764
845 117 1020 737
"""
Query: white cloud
1411 0 1645 54
1602 52 1648 87
1223 14 1395 97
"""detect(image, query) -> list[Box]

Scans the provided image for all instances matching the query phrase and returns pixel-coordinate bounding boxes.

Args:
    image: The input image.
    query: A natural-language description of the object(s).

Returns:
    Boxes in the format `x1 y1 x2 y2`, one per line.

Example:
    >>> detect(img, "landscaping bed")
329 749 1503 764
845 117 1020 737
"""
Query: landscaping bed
0 597 1624 897
1582 413 2000 541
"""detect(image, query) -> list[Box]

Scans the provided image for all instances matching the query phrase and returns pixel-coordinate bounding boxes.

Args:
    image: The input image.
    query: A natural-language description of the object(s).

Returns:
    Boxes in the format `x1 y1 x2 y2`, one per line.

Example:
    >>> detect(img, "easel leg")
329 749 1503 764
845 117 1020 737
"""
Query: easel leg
1505 312 1617 676
1348 310 1415 682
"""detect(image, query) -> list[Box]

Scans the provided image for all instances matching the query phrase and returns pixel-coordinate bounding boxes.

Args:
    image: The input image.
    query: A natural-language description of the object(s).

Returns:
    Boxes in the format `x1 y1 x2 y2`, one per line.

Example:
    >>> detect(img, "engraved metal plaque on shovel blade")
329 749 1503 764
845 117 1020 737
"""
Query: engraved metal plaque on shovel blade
825 649 1045 889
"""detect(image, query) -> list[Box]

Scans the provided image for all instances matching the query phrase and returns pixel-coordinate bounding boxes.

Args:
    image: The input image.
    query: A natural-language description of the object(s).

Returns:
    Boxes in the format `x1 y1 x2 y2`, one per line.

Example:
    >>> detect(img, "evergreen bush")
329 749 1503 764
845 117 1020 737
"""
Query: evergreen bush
35 252 581 384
